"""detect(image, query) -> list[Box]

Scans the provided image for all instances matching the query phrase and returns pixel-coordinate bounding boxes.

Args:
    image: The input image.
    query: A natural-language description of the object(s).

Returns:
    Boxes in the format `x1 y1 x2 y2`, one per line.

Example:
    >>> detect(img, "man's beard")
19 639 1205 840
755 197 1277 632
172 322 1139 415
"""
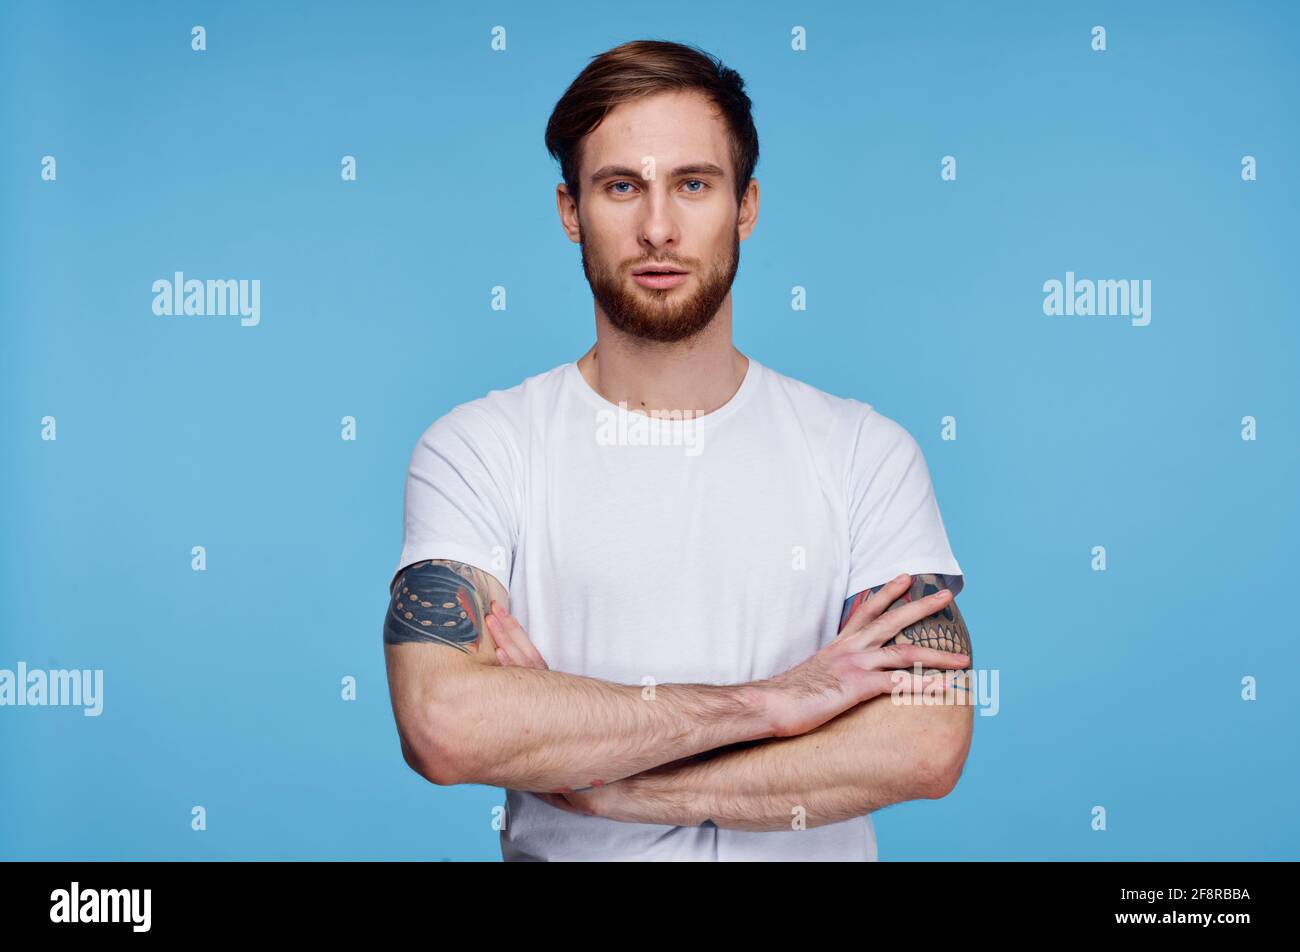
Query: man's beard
580 227 740 344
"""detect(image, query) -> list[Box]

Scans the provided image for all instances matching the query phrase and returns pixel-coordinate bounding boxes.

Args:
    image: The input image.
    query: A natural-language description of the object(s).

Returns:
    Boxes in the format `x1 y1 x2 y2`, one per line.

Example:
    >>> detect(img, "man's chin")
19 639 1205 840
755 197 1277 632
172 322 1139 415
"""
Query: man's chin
608 313 717 344
586 264 733 343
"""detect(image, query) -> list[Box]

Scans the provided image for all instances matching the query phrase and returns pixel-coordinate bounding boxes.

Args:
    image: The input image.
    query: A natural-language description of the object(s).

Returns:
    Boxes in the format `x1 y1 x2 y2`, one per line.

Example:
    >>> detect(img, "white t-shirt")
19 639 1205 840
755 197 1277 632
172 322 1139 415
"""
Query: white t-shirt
393 355 964 861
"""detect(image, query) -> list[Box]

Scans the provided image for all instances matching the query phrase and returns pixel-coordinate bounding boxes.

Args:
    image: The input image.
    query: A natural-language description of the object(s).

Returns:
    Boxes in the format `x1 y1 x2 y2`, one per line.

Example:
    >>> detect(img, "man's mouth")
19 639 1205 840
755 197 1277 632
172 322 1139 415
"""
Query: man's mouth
631 269 689 289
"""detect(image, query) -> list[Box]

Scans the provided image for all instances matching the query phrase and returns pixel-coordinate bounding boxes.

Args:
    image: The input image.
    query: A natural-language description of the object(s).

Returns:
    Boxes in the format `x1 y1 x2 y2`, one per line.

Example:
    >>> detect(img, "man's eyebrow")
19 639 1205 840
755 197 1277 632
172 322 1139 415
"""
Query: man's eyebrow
588 162 728 184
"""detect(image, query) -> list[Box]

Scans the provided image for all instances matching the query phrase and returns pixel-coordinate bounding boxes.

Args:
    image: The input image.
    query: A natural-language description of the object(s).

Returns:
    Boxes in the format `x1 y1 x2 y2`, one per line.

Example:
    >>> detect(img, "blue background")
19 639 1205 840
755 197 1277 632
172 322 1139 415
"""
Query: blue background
2 0 1296 860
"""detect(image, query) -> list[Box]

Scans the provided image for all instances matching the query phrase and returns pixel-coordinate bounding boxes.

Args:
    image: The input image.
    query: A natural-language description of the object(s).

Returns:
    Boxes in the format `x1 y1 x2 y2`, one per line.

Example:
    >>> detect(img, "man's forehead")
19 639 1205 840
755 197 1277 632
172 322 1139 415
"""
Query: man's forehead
582 92 729 171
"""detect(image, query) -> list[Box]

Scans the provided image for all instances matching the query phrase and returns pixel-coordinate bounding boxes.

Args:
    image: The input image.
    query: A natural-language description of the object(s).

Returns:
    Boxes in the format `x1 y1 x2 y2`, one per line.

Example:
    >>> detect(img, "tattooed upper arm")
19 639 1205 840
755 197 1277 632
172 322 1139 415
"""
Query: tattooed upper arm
839 572 972 663
384 559 509 655
384 559 509 783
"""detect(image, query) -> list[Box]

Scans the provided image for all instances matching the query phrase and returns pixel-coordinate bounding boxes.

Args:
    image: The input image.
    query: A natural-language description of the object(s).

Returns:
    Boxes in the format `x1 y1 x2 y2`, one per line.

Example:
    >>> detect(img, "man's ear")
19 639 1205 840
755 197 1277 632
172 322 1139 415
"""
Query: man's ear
557 183 582 243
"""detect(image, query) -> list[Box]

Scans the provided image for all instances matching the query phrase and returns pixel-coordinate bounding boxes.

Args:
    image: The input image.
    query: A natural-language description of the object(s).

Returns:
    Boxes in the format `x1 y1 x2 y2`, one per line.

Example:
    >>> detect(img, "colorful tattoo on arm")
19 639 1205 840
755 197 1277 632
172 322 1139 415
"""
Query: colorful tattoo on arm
383 559 496 652
839 572 972 661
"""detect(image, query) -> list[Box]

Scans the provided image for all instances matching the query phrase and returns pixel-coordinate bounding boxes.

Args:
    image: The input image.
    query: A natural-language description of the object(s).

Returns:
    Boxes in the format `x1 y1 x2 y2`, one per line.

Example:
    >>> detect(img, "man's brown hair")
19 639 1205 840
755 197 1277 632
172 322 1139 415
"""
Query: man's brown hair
544 39 760 210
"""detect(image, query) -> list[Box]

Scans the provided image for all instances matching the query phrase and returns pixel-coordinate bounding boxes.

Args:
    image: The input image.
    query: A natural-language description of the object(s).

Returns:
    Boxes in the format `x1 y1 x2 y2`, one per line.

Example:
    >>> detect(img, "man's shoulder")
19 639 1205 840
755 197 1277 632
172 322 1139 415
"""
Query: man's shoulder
424 362 569 440
759 361 917 458
758 360 879 431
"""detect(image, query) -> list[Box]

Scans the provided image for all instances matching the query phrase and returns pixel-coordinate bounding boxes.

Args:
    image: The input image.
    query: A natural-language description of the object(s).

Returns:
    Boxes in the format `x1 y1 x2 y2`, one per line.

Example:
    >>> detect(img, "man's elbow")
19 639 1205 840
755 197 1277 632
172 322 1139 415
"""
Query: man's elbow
921 755 965 800
919 712 973 800
396 697 471 787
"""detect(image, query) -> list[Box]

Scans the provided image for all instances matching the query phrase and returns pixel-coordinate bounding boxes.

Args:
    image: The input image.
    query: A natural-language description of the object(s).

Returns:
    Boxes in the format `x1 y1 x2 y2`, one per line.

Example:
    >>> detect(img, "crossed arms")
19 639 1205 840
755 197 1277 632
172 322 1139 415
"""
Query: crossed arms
383 559 973 832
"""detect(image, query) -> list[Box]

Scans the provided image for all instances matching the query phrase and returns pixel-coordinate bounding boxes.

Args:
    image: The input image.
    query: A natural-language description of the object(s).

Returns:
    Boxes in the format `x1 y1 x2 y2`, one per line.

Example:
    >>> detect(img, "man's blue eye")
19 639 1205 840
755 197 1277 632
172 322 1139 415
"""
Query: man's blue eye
607 180 708 194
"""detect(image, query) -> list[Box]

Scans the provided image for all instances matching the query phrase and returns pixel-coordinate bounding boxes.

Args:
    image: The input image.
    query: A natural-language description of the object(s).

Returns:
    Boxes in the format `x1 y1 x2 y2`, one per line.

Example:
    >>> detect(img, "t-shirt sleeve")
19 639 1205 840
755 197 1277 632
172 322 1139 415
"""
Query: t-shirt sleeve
391 404 520 596
845 408 964 599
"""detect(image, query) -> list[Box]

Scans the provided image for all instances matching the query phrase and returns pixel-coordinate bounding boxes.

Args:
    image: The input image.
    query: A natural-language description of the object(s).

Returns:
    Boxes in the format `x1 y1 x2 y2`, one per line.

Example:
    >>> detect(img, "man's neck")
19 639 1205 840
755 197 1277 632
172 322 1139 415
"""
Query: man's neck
576 314 749 418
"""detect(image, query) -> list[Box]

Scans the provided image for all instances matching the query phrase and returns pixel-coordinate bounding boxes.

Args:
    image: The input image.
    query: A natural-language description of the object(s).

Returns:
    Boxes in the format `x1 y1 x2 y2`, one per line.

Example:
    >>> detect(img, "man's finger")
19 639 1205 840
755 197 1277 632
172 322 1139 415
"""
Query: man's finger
840 573 913 635
493 603 549 669
854 587 953 651
869 643 971 672
485 601 529 667
486 613 527 666
871 669 956 699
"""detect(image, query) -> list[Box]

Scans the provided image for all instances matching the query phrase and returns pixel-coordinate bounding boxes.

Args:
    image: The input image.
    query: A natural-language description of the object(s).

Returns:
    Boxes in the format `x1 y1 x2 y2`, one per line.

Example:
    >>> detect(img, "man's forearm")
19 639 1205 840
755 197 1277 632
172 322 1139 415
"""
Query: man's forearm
387 558 774 797
573 574 976 830
429 663 775 793
596 688 973 831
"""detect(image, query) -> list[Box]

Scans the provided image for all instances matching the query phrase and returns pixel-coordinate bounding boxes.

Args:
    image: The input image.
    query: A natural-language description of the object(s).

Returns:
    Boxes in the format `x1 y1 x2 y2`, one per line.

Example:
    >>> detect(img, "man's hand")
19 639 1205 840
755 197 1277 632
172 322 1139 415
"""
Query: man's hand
484 600 549 669
757 573 969 737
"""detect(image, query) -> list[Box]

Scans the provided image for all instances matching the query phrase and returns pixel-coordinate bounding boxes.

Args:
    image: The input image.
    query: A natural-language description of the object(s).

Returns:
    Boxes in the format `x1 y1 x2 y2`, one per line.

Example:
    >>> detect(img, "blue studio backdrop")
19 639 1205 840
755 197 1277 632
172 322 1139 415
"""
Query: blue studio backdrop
1 0 1297 860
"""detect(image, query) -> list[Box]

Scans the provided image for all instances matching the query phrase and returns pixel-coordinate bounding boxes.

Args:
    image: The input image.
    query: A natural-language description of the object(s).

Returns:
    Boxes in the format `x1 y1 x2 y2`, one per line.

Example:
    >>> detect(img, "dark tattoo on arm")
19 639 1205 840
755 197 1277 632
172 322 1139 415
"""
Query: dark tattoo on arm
839 573 972 663
383 559 497 652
